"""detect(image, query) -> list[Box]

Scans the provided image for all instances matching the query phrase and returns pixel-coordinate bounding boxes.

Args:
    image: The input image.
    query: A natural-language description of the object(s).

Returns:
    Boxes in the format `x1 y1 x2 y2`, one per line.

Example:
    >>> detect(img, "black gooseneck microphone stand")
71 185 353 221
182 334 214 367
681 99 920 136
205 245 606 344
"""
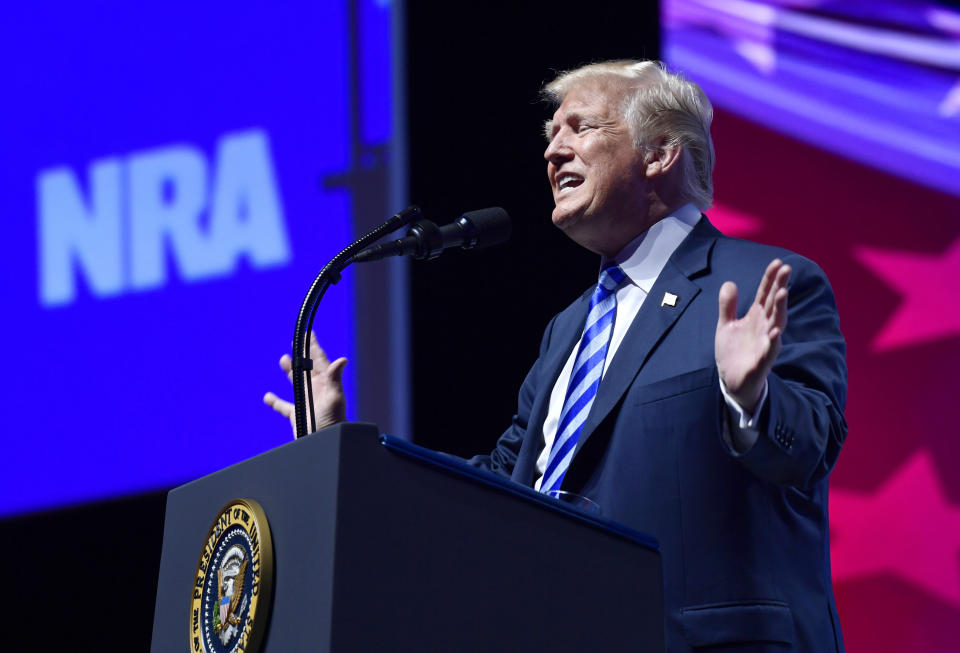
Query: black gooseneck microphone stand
291 206 421 438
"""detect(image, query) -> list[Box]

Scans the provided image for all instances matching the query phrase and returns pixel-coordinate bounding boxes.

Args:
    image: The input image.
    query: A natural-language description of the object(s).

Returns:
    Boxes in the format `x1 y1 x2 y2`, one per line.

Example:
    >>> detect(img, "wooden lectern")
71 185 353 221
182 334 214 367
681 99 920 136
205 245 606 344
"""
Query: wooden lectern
151 423 665 651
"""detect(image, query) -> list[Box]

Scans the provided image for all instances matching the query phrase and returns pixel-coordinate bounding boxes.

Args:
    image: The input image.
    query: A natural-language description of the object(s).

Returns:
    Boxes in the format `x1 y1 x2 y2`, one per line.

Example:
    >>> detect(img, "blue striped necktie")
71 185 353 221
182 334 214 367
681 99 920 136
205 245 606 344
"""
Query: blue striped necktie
541 265 627 494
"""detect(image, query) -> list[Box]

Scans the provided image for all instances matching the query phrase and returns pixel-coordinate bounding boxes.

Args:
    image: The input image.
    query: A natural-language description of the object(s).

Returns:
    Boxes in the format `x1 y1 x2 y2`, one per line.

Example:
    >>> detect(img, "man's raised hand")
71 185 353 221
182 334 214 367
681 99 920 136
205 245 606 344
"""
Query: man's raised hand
263 331 348 438
715 259 791 414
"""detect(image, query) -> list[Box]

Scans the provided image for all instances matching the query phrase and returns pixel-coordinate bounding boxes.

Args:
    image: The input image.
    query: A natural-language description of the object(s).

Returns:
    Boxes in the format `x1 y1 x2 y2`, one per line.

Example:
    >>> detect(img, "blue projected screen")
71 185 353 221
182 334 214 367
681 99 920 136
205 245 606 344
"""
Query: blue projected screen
0 2 403 516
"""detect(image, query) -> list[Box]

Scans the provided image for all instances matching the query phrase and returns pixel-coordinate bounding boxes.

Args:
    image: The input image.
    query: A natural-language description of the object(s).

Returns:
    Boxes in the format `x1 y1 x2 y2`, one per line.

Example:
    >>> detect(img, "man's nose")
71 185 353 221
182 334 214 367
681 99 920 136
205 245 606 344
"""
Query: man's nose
544 132 572 163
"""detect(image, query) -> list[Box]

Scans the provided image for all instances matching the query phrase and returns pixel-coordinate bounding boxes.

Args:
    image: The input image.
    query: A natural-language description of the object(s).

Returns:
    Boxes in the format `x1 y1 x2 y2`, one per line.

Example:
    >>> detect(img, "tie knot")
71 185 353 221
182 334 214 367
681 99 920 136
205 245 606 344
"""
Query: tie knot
598 265 627 293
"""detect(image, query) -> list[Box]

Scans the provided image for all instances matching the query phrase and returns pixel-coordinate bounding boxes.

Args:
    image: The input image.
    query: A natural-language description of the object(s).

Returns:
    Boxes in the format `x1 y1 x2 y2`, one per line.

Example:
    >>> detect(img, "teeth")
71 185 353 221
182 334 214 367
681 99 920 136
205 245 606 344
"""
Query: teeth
557 173 582 191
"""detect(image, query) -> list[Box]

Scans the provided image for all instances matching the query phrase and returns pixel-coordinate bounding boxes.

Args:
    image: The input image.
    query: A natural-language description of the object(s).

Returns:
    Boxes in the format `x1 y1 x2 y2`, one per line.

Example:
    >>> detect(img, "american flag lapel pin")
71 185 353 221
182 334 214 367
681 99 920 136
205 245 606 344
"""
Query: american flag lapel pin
661 292 678 307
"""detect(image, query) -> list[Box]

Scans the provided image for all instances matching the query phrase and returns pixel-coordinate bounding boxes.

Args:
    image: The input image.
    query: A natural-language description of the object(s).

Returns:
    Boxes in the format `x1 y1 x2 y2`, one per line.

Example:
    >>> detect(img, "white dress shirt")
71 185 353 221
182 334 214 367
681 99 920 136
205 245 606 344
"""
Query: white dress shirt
534 203 764 490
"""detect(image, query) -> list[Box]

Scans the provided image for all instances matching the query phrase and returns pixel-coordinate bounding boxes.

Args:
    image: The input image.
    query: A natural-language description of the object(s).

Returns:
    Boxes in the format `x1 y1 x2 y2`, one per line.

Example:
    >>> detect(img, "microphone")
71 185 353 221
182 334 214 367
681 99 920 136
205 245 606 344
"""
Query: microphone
352 207 511 263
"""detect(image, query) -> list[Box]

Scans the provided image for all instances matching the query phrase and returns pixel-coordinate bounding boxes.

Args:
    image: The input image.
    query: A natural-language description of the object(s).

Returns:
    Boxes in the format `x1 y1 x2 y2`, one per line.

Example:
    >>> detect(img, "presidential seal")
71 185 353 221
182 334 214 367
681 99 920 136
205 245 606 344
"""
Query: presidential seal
190 499 273 653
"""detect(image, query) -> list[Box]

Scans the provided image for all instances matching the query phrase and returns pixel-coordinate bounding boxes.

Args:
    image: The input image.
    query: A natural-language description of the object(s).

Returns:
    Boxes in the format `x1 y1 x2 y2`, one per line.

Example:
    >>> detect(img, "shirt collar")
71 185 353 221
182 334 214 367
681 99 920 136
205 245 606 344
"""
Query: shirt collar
602 203 701 294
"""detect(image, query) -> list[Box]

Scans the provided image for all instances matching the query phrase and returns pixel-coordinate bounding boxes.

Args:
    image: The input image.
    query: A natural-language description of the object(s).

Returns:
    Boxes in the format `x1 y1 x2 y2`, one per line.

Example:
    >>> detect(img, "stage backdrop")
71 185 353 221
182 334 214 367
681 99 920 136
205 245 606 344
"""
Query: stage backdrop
0 1 408 518
665 1 960 650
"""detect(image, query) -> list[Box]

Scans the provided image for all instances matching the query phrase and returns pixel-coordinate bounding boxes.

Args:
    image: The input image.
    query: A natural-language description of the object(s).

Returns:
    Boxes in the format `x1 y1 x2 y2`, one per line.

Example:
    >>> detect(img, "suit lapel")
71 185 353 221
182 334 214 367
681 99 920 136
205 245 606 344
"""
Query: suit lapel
511 289 591 485
574 217 720 456
540 293 591 403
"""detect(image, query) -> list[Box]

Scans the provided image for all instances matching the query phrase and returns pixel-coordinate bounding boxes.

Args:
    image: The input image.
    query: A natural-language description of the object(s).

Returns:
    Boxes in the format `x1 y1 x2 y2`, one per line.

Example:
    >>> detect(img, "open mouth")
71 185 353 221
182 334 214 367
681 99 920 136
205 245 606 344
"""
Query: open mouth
557 172 584 194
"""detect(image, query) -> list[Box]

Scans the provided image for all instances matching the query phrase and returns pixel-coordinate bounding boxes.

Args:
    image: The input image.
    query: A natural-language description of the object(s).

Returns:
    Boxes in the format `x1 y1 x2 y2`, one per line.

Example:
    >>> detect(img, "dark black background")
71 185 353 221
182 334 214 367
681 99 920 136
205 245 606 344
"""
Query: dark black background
0 2 658 647
406 1 659 456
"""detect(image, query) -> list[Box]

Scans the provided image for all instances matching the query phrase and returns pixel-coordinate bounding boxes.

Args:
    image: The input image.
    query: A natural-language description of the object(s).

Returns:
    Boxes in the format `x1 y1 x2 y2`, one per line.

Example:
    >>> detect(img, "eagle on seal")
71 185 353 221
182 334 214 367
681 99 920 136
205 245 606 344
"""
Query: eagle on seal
216 557 248 633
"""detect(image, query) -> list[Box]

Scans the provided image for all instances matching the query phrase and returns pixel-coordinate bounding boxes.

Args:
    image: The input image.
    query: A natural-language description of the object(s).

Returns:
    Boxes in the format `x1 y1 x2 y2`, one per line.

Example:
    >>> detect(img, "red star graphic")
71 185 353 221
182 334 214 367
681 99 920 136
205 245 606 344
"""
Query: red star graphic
854 237 960 351
708 202 763 237
830 450 960 607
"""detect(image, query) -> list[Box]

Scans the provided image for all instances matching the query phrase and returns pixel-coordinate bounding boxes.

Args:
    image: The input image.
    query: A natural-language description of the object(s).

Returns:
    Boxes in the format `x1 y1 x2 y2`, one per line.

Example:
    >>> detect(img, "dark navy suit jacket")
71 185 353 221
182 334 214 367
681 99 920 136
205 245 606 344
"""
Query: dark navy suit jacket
469 217 847 651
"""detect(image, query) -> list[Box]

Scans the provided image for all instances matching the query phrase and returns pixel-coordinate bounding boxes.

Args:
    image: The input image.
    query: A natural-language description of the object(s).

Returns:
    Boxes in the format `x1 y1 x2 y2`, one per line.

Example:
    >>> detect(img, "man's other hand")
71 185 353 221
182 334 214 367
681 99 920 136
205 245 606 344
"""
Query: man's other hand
715 258 790 414
263 331 348 438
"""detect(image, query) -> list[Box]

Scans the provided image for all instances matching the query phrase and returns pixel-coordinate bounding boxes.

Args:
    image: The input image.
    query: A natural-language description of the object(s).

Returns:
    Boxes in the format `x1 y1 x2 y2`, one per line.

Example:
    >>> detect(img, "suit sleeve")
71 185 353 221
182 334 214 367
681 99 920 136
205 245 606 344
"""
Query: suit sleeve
727 255 848 489
462 314 559 478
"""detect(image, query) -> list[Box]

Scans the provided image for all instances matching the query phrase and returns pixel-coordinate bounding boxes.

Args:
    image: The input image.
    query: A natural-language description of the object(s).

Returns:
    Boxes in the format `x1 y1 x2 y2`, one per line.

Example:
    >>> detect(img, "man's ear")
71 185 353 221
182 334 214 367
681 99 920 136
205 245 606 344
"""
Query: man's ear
643 139 682 178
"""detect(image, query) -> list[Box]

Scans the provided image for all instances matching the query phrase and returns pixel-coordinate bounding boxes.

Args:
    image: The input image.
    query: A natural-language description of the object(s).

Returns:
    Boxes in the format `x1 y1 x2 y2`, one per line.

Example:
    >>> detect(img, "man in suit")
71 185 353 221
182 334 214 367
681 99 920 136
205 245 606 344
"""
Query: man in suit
266 60 848 652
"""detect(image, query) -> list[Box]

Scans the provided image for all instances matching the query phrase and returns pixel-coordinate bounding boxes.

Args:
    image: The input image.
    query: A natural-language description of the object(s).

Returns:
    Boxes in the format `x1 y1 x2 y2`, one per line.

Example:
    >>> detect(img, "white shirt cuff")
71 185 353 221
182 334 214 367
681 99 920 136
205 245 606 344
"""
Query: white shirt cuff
718 373 768 452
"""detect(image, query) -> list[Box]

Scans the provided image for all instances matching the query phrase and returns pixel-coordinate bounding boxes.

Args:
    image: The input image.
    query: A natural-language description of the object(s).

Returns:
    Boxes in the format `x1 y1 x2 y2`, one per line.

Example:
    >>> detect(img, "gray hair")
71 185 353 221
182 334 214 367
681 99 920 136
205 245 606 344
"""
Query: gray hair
543 60 715 210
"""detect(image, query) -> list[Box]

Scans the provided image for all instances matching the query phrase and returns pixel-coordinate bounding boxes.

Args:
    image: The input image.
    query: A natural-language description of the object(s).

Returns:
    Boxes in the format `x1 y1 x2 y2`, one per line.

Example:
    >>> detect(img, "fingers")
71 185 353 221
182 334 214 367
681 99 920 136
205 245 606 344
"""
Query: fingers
279 354 294 383
754 259 781 307
283 333 342 383
720 259 790 337
326 357 348 384
776 264 791 293
765 264 790 319
309 331 332 367
717 281 738 327
770 285 789 338
263 392 294 418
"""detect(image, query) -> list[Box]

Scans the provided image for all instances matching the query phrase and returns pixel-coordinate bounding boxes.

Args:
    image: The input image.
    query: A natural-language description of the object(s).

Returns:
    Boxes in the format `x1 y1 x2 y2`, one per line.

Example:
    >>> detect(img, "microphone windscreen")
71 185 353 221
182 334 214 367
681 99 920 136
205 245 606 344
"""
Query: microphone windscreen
461 207 511 249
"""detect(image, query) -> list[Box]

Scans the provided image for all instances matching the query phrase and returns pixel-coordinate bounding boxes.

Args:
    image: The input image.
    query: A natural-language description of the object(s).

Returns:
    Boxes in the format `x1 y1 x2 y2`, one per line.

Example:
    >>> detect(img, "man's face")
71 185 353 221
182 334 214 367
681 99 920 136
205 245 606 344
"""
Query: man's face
544 80 649 255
